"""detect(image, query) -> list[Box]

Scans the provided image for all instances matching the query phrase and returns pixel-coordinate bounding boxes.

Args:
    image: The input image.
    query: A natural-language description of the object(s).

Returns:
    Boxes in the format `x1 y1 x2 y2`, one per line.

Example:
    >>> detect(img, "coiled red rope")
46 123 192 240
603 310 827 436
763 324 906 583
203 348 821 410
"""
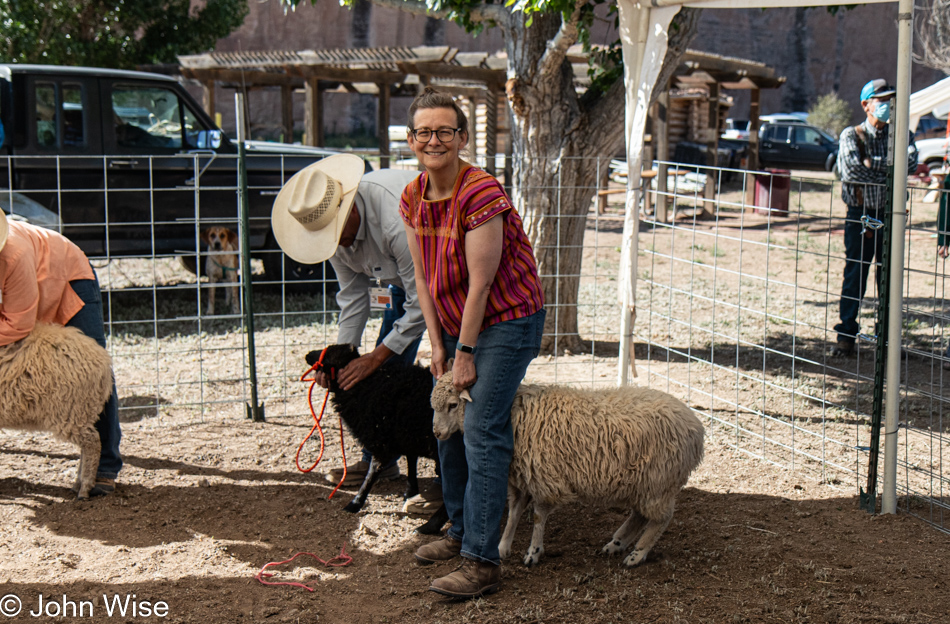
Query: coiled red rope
255 544 353 591
296 347 348 500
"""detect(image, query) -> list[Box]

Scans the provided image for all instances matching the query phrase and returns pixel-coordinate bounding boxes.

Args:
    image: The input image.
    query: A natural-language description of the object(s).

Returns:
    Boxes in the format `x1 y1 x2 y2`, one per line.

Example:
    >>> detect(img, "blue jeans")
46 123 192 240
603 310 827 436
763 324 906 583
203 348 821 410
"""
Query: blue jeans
67 270 122 479
835 206 885 344
439 308 545 565
360 285 424 466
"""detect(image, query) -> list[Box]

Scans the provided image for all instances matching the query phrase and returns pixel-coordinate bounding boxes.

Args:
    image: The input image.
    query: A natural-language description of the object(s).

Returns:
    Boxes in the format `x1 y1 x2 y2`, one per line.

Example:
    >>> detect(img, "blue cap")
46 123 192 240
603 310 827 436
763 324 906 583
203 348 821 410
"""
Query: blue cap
861 79 895 102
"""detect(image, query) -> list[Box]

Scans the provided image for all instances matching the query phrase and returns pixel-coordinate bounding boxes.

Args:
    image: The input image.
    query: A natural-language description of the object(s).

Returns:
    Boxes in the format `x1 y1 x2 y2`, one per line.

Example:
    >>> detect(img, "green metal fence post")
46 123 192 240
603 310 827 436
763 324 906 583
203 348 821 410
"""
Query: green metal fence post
236 93 265 422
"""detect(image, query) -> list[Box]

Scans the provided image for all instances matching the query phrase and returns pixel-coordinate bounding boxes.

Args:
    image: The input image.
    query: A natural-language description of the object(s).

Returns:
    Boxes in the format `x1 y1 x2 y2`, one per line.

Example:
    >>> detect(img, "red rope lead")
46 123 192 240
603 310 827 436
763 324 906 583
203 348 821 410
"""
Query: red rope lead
255 543 353 591
296 348 349 500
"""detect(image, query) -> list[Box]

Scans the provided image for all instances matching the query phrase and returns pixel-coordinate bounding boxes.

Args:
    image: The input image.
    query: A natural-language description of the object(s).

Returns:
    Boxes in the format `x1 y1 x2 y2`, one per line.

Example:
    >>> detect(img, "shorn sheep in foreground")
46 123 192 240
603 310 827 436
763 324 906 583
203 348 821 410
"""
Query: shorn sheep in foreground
431 371 704 567
305 344 448 534
0 323 113 500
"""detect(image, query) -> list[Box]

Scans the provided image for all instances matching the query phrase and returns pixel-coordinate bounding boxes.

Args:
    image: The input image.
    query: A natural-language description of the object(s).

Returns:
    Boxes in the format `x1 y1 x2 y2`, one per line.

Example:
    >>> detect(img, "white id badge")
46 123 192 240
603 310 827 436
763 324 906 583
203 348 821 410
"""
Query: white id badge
370 287 392 310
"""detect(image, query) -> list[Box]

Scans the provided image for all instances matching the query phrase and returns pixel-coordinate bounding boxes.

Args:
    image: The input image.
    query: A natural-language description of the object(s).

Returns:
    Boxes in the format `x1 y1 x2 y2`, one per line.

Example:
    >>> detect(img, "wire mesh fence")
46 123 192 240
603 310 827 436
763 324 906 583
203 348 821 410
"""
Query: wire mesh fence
636 161 950 534
4 149 949 535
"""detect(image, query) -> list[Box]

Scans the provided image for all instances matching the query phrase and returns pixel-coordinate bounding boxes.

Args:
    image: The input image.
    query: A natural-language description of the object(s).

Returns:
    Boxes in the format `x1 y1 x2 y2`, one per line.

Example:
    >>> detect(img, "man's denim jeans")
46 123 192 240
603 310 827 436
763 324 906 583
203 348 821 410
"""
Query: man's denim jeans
438 308 545 564
835 206 884 344
360 284 423 466
67 270 122 479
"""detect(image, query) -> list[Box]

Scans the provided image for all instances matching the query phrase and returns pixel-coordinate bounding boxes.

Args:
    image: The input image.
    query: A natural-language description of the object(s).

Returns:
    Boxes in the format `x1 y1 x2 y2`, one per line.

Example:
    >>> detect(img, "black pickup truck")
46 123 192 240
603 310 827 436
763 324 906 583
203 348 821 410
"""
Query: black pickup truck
0 64 362 288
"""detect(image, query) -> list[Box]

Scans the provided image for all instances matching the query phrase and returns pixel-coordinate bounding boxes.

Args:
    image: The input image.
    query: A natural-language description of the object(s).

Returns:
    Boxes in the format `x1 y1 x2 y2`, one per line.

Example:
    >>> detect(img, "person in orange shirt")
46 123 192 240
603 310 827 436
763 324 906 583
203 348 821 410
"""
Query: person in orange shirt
0 212 121 495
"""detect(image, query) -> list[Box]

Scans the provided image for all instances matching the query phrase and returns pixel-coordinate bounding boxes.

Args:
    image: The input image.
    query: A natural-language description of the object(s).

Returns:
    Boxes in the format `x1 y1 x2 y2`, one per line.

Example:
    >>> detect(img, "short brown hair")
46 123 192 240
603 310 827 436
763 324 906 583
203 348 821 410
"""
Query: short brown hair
407 86 469 135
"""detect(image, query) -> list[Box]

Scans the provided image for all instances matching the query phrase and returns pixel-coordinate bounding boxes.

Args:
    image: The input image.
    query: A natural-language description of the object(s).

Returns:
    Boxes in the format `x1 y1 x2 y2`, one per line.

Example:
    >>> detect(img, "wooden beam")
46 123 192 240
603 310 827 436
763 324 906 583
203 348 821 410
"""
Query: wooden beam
201 80 216 123
304 78 324 147
281 84 294 144
378 82 391 169
485 88 498 177
746 87 761 209
655 84 670 222
703 82 720 217
288 64 404 84
407 62 505 87
181 67 300 87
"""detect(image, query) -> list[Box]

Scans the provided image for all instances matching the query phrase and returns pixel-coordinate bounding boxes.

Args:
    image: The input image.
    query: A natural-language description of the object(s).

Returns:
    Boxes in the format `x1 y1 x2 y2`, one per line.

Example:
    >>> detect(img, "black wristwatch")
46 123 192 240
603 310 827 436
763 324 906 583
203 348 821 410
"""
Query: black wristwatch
456 342 476 355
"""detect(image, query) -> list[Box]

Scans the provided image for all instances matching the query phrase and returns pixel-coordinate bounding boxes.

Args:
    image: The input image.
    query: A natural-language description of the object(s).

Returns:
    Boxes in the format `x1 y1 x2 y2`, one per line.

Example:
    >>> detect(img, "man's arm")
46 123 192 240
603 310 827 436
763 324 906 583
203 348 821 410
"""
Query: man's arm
379 221 426 355
838 128 887 185
331 257 372 348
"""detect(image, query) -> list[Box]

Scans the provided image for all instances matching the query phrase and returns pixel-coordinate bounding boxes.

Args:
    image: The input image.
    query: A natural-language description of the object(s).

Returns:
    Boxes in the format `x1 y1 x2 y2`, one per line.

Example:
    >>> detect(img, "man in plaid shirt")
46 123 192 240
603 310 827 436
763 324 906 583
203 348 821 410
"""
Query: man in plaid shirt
832 79 918 357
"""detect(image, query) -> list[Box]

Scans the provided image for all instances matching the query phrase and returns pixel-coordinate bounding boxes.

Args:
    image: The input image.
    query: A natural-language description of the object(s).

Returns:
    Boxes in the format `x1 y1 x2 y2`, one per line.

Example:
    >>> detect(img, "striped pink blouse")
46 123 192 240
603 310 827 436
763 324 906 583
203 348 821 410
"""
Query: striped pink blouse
400 164 544 336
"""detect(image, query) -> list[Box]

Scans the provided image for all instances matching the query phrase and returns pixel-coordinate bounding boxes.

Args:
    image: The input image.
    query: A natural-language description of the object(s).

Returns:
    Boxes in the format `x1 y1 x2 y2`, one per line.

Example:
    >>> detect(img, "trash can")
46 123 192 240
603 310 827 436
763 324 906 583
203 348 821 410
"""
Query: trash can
753 169 790 216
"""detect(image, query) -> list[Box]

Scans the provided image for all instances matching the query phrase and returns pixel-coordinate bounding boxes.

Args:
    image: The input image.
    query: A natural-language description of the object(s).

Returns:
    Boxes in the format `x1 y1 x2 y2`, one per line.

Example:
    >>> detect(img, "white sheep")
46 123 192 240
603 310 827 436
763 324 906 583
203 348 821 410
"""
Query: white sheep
431 372 704 567
0 323 113 500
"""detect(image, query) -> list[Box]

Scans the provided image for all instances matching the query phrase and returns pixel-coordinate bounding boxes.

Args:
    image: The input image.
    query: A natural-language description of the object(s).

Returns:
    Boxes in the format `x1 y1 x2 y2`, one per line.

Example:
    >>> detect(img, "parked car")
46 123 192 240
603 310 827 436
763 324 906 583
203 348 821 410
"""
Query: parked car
0 64 368 290
916 136 950 169
758 121 839 171
759 113 809 124
914 114 947 142
721 118 752 140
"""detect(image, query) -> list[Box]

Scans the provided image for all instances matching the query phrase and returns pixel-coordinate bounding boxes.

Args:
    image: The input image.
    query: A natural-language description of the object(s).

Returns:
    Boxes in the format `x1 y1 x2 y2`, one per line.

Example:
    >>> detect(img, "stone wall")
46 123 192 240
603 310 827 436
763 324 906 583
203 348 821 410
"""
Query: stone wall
207 2 947 141
693 4 946 124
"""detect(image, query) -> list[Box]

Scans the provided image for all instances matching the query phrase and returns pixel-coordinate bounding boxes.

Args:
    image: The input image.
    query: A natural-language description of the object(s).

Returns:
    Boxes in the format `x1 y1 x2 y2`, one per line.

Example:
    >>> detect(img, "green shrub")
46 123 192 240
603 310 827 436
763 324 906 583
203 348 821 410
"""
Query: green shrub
807 93 853 139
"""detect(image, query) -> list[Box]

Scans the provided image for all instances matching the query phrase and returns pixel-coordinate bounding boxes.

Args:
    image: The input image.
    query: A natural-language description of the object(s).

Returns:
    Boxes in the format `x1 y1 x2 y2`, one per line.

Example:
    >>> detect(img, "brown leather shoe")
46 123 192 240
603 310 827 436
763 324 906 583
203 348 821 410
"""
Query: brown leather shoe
414 536 462 564
429 558 501 599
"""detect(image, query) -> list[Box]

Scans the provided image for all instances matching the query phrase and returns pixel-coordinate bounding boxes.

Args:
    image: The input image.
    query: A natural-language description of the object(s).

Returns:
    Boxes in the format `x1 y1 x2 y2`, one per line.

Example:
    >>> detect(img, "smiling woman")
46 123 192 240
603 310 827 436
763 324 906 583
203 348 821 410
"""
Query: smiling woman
400 86 545 599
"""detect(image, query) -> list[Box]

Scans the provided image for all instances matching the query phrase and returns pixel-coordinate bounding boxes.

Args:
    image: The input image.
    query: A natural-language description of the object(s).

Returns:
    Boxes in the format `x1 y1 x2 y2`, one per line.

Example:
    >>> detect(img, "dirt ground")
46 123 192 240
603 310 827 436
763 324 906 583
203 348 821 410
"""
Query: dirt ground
2 414 948 624
2 172 950 623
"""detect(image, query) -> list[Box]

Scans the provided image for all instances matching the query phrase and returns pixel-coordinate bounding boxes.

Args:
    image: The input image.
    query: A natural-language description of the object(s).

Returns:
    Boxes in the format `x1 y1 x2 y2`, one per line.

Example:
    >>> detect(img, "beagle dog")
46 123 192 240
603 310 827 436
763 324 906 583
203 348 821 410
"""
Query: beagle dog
201 226 240 316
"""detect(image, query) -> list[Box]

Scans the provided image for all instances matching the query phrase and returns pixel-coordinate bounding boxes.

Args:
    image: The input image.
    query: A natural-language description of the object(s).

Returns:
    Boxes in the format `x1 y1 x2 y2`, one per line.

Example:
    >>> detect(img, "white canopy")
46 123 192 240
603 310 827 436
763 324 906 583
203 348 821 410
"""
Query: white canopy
910 76 950 130
615 0 909 514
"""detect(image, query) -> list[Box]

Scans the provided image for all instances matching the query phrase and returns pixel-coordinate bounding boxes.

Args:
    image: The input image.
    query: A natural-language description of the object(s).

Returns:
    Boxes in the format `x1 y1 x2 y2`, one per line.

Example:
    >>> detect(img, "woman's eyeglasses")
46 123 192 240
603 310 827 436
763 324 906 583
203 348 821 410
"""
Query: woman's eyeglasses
410 127 462 142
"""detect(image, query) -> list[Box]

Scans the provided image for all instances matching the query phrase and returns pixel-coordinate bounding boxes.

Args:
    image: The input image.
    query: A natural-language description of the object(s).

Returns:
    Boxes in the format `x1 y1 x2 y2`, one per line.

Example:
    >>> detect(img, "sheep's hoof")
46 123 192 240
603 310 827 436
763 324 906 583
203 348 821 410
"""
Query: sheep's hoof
602 539 624 556
343 500 364 513
75 494 90 502
623 549 648 567
414 504 449 535
523 547 543 567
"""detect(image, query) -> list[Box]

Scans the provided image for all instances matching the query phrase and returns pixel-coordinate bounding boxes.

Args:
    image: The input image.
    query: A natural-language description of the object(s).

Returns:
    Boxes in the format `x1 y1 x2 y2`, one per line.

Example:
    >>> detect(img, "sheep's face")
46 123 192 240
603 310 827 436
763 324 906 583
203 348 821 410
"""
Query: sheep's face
430 371 472 440
304 344 359 390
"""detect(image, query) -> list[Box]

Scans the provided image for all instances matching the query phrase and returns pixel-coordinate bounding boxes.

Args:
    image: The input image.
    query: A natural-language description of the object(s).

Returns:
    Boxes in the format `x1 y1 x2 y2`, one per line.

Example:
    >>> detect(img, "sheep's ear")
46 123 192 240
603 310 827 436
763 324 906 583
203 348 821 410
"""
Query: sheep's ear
459 388 473 403
446 358 454 372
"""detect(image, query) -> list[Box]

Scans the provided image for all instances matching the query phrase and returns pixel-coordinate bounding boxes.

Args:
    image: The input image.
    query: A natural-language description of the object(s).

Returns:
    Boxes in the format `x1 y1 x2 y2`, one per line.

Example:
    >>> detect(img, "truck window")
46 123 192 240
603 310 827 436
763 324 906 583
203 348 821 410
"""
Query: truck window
63 85 84 147
181 105 209 150
793 126 823 146
35 83 57 147
112 85 183 149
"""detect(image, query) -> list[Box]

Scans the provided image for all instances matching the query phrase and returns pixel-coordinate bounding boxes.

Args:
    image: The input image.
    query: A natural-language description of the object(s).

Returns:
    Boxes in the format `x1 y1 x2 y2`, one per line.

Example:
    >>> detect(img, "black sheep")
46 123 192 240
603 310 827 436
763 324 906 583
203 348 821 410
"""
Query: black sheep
305 344 448 535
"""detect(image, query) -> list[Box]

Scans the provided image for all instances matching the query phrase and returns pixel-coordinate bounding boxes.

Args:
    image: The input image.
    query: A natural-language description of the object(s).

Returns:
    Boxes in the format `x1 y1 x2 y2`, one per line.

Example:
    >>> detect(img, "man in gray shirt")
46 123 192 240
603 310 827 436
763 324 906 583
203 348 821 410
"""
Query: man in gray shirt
272 156 429 492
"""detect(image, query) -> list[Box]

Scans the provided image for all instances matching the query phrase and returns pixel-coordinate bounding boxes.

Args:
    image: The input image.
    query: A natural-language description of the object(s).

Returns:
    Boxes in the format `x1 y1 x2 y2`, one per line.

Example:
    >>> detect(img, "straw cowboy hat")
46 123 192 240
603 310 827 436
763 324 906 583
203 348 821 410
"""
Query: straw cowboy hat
271 153 366 265
0 211 8 253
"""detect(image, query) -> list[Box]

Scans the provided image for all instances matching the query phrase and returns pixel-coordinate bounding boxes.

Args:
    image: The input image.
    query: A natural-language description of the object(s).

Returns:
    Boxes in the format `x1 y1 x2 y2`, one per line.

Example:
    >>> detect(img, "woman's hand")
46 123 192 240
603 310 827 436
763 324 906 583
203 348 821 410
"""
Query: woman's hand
430 343 449 379
452 351 476 391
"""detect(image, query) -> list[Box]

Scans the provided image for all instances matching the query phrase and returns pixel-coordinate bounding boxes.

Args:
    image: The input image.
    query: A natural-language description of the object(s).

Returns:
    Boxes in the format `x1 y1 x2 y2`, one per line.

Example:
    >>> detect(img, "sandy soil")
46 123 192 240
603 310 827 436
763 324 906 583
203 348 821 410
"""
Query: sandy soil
1 171 949 623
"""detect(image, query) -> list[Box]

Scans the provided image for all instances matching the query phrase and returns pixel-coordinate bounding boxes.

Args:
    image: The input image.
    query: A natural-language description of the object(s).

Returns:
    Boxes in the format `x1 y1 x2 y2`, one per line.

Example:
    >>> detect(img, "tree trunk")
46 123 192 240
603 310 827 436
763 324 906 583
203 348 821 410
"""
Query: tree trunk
501 8 699 355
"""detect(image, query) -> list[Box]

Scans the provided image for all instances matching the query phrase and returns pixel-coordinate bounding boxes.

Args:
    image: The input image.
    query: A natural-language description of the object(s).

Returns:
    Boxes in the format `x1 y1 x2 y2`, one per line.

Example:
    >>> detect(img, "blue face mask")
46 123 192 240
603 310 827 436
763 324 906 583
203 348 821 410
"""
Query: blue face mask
873 101 891 122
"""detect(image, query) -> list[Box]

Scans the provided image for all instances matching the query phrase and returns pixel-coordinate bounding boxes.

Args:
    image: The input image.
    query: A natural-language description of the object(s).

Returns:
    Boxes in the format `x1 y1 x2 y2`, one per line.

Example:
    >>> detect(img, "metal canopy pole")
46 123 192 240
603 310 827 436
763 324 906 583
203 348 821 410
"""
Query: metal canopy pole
882 0 914 515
